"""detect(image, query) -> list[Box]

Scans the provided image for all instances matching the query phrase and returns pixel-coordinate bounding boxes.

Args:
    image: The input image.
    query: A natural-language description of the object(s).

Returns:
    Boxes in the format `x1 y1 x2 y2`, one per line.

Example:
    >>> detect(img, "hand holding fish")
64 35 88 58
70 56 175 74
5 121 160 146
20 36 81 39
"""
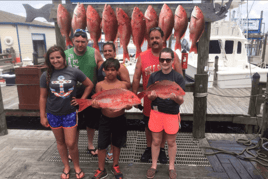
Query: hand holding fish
70 97 78 106
91 99 100 109
148 90 157 101
169 93 184 105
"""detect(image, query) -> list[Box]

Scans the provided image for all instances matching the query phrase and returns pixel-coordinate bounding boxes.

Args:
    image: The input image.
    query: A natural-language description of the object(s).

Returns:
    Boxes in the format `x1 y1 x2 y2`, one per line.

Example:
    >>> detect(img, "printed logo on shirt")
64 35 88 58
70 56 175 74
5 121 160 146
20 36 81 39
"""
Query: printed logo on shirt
50 75 74 99
144 64 161 77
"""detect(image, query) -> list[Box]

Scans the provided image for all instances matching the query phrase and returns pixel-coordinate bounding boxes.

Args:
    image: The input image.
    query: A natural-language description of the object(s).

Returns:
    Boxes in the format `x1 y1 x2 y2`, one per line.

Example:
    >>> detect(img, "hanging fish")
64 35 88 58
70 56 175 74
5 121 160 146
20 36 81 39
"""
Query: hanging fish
174 5 188 51
116 7 131 63
101 4 118 42
57 4 73 47
144 5 158 49
158 4 174 48
71 3 87 32
86 5 101 51
131 7 146 59
189 6 205 54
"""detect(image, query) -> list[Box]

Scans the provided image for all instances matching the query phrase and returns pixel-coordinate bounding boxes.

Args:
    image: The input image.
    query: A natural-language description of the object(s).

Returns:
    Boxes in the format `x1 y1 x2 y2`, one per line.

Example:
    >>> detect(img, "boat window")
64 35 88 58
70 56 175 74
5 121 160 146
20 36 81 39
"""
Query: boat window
237 41 242 54
195 40 221 54
225 41 234 54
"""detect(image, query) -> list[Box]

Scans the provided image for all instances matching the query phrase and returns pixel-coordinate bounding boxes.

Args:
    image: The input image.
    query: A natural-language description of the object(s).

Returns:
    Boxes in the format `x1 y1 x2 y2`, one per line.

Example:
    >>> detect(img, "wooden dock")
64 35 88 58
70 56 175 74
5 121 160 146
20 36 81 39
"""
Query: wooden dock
0 129 267 179
1 85 253 125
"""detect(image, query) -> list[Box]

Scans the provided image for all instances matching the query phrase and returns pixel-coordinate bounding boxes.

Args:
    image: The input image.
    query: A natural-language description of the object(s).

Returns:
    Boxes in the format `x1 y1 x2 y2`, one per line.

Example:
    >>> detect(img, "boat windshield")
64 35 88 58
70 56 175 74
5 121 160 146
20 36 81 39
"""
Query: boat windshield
225 41 234 54
237 41 241 54
196 40 221 54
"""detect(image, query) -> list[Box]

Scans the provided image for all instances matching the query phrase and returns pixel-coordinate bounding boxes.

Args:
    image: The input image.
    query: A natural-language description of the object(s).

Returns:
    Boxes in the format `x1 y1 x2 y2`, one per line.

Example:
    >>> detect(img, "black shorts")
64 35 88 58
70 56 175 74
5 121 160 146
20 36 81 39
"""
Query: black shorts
76 91 101 130
142 115 150 129
98 114 127 150
77 106 101 130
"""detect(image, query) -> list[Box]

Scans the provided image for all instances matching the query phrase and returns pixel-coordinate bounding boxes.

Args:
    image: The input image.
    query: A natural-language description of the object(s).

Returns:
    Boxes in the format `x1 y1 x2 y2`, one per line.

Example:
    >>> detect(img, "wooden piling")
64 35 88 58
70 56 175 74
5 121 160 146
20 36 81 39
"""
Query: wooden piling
261 73 268 137
247 73 260 133
193 20 211 138
53 0 66 50
0 87 8 136
213 56 218 87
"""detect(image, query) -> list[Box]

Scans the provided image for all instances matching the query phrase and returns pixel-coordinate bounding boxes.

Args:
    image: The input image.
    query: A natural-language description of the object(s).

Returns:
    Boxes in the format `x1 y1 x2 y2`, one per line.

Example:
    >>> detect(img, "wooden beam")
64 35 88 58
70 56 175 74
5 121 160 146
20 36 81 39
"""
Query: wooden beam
0 87 8 136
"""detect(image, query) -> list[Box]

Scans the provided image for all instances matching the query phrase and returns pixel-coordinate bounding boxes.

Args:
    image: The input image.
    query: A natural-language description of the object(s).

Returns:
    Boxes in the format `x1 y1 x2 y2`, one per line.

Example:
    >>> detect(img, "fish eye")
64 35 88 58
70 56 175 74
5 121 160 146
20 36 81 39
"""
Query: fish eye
123 15 125 18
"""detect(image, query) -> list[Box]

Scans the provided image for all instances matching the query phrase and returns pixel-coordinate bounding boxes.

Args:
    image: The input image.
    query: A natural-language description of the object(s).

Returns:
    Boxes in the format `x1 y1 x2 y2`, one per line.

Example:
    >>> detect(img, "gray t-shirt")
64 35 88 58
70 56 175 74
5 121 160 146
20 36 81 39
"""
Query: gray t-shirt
40 66 87 115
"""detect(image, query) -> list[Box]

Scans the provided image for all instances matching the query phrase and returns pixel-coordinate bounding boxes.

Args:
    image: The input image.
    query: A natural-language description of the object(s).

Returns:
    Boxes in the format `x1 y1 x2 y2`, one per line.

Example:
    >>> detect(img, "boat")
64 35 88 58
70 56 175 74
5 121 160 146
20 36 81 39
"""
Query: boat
185 20 268 88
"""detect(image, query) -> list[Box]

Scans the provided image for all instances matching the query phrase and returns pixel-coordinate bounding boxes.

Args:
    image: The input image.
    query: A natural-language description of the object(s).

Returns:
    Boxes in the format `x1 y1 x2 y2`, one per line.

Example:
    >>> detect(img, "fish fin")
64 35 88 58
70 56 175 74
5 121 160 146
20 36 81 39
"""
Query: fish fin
76 99 92 112
189 44 197 54
93 42 100 52
123 50 130 64
137 92 146 99
197 29 205 42
175 42 181 51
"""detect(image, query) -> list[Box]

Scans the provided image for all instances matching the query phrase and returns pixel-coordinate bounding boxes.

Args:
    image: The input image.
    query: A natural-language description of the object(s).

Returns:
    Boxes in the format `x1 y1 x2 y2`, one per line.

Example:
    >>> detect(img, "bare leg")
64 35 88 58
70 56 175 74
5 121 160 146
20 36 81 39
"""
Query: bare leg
145 127 152 147
87 127 98 155
151 131 163 169
113 146 120 167
51 128 70 178
160 132 166 148
64 126 82 173
166 133 177 170
98 149 106 171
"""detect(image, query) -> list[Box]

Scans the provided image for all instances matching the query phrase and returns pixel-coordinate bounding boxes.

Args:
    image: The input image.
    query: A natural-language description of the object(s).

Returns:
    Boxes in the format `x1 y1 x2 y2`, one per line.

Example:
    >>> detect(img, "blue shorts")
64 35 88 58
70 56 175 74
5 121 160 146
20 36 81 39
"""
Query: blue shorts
47 112 77 129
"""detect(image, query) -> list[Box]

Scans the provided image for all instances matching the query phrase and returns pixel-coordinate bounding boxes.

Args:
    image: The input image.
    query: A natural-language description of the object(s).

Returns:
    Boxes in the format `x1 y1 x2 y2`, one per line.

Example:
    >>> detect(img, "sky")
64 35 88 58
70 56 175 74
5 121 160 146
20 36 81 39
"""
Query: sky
0 0 267 33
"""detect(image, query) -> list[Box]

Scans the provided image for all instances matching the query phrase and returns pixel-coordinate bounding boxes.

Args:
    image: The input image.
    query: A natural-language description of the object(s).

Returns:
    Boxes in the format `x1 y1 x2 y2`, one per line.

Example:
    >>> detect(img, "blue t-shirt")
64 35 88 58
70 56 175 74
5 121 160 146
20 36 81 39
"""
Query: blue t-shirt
147 70 185 114
40 66 87 115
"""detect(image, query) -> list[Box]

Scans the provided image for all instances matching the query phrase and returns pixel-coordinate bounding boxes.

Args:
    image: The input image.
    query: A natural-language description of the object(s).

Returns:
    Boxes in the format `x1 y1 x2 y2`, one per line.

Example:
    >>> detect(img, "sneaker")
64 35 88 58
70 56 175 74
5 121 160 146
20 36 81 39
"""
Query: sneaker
111 165 123 179
92 168 108 179
141 147 151 162
159 148 168 164
146 168 157 179
169 169 177 179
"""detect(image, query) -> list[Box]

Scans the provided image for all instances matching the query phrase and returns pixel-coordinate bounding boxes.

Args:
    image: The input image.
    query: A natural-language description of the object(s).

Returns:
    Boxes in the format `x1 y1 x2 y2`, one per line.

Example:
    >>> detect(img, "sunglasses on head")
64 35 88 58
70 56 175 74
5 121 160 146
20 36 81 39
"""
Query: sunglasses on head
149 27 163 34
159 58 172 63
74 29 87 38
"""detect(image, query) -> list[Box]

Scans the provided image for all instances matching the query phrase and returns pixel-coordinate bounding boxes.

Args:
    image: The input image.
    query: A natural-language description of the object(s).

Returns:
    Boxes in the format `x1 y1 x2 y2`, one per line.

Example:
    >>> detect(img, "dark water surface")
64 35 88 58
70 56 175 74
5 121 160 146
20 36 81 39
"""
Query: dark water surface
6 116 245 133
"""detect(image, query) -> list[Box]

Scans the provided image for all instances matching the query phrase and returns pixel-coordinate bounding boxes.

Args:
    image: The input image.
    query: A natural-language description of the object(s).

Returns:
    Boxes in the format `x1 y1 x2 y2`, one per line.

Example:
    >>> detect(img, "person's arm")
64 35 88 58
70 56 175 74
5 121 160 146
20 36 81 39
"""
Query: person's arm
119 64 131 89
173 52 183 75
80 78 94 99
91 82 102 108
95 49 104 69
132 56 142 94
169 93 184 105
39 88 49 127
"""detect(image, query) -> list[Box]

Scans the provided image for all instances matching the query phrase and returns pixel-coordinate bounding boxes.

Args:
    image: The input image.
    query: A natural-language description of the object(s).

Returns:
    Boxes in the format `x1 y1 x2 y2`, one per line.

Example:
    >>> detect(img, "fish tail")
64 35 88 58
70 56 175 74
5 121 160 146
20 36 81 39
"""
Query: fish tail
66 37 73 47
189 44 197 54
137 92 145 99
175 42 181 51
123 50 130 64
93 42 100 52
135 47 142 59
76 99 92 112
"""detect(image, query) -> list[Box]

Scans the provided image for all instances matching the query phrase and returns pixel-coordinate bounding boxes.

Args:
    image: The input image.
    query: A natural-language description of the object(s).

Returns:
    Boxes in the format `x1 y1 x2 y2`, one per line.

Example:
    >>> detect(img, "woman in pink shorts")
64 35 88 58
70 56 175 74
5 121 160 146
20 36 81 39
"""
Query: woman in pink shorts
146 48 185 179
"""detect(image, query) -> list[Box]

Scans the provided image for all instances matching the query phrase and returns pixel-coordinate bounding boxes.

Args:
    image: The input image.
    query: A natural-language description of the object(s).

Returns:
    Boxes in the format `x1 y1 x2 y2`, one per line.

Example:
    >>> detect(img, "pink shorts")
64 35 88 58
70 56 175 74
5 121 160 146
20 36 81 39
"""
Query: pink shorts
148 110 181 135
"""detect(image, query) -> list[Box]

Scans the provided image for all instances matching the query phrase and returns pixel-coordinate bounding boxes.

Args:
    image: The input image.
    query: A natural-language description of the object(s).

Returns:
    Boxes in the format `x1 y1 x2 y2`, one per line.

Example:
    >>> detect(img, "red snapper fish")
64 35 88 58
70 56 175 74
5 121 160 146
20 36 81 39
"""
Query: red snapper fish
189 6 205 54
101 4 118 42
116 7 131 63
144 5 158 49
137 80 185 99
158 4 174 48
174 5 188 51
57 4 73 47
76 88 141 112
131 7 146 59
87 5 101 51
71 3 87 32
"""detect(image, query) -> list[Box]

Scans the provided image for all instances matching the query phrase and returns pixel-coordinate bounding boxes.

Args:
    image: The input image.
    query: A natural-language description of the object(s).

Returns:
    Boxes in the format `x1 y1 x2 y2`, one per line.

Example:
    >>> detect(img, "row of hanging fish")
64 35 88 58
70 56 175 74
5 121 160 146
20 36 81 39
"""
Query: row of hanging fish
57 3 205 62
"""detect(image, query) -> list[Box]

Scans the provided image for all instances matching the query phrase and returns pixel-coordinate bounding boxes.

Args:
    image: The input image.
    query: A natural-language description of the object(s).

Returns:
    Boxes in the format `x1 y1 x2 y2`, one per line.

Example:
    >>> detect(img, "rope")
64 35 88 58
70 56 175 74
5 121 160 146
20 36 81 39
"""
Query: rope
194 93 208 98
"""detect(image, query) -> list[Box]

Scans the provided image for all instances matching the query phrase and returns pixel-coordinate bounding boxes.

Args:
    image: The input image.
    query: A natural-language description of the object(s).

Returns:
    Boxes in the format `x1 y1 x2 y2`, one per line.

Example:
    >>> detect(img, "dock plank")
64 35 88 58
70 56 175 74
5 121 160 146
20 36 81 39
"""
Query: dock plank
229 158 253 179
222 163 241 179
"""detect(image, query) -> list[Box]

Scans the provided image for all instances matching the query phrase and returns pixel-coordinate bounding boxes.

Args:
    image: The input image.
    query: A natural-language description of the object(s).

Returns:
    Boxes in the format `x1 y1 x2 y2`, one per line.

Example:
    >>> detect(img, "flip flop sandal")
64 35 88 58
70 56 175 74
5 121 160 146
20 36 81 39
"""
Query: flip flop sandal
75 170 85 179
61 170 70 179
106 152 113 161
87 147 98 157
68 155 72 162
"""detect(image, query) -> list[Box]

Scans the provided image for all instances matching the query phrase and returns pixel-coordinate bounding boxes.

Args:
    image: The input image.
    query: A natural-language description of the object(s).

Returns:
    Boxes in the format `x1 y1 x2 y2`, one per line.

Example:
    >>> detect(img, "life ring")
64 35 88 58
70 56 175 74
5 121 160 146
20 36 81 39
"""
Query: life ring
4 36 13 46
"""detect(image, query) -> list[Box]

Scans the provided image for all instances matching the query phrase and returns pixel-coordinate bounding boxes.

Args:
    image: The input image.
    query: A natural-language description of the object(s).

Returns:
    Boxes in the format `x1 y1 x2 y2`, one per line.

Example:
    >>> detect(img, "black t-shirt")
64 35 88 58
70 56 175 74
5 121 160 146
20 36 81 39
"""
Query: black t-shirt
147 70 185 114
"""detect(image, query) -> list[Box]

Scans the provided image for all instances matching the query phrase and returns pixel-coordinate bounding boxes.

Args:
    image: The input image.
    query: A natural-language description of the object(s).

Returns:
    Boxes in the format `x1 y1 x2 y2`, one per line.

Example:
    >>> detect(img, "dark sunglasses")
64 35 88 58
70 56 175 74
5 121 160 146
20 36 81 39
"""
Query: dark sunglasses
159 58 172 63
74 32 87 38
